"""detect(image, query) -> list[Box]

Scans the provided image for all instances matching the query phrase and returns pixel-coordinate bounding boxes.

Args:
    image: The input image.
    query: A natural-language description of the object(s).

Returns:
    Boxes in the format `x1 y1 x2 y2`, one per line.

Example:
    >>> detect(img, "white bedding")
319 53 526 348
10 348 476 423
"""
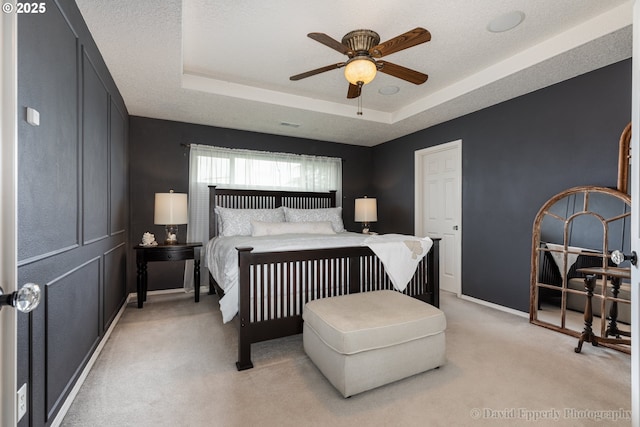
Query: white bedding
207 232 432 323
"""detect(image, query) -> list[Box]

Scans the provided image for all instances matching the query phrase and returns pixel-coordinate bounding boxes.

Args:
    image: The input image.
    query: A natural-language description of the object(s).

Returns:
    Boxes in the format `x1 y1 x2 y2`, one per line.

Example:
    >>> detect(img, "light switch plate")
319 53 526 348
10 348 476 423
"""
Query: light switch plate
17 383 27 421
26 107 40 126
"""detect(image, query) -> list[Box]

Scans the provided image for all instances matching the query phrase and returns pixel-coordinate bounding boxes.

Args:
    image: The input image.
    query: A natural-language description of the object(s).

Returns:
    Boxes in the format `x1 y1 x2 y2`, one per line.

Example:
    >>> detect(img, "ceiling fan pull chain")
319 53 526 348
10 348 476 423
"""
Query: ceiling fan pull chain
357 83 363 115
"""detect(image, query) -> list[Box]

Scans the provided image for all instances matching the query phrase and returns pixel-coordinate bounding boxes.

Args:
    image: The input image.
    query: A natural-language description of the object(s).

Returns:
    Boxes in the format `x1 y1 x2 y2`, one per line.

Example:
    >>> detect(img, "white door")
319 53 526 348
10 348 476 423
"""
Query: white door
1 9 19 426
415 140 462 295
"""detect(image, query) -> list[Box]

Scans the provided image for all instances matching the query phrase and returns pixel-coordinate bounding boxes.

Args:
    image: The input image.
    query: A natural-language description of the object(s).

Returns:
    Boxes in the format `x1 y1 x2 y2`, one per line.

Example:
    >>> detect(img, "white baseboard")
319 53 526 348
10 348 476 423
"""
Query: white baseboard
458 293 529 319
126 285 209 301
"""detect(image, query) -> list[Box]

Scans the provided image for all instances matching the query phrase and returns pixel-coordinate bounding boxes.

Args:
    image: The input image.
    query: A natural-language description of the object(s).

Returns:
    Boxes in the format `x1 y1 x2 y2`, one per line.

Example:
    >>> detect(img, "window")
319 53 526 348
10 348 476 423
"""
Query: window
192 145 342 194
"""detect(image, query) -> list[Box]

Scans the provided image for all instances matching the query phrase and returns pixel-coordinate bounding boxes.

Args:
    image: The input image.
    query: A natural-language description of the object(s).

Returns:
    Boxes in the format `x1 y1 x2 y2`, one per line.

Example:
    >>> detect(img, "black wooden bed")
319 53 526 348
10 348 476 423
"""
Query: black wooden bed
207 186 440 370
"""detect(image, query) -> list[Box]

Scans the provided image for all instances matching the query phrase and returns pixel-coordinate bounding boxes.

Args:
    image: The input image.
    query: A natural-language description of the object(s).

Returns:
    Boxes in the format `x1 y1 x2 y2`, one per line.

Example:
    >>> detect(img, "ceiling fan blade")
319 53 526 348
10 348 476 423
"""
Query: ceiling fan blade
377 61 428 85
347 83 361 99
290 63 345 81
370 27 431 58
308 33 351 55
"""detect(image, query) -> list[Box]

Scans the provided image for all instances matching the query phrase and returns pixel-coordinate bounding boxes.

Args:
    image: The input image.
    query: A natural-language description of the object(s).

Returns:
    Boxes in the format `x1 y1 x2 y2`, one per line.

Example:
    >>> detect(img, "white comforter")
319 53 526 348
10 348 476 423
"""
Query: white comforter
207 232 432 323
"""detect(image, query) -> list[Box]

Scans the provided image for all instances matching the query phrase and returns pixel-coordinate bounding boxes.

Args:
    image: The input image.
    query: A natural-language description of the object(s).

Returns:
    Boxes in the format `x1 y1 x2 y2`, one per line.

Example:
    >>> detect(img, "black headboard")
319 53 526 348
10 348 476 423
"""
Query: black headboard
208 186 337 239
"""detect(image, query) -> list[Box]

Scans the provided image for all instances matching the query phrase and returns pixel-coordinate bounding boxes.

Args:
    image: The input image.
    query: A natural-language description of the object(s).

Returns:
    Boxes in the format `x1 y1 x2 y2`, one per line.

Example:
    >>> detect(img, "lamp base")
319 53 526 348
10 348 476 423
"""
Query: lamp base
165 225 179 245
361 222 371 234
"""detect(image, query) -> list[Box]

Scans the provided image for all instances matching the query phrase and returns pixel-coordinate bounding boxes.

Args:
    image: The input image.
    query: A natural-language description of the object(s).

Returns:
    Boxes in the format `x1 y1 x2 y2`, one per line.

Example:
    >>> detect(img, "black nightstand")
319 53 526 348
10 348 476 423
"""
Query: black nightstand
134 243 202 308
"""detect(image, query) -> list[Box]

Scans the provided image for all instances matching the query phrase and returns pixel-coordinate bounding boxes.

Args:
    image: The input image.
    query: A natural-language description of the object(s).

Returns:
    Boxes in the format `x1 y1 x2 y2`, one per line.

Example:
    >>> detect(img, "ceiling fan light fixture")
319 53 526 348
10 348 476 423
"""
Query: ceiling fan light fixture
290 27 431 99
344 57 377 85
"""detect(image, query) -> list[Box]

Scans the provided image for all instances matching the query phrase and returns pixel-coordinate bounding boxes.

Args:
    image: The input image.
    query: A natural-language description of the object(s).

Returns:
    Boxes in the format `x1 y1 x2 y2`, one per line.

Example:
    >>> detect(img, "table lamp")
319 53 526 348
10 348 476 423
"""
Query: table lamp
355 196 377 234
154 190 188 244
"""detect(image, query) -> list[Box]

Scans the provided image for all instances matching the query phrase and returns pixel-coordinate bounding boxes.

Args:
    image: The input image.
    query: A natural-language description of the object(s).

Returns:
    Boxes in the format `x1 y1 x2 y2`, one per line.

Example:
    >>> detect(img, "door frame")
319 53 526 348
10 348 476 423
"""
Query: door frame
1 7 19 426
630 1 639 424
414 139 462 296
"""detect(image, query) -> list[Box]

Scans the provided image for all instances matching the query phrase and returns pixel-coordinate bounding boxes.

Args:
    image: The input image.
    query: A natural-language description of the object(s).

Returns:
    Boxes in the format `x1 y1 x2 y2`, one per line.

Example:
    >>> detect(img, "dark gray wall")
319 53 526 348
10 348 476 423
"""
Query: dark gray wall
17 0 128 425
129 117 373 291
371 59 632 312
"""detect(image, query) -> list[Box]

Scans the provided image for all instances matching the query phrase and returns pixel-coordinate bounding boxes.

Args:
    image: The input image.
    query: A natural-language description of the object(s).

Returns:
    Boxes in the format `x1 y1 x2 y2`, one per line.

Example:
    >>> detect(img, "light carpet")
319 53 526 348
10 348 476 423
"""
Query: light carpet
61 292 631 427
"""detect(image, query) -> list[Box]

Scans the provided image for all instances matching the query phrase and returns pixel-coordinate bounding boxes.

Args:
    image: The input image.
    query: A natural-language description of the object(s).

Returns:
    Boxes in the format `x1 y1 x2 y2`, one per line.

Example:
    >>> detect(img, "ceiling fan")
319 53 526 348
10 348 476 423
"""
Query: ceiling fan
290 27 431 99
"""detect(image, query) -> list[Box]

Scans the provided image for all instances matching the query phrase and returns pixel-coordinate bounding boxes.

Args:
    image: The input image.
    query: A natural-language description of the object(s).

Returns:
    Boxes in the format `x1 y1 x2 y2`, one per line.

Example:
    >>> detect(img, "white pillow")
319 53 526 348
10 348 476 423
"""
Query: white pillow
283 207 345 233
216 207 285 236
251 221 336 236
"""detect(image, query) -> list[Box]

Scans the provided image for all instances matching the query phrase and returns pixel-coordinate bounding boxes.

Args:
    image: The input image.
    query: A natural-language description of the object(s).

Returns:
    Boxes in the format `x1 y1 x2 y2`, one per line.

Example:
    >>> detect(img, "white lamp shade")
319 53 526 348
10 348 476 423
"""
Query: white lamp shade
154 192 188 225
355 197 377 222
344 58 377 85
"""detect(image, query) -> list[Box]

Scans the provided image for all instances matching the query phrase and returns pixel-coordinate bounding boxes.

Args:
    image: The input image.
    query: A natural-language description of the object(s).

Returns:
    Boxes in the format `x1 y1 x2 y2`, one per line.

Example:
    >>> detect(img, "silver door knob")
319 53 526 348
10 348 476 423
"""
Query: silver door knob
0 283 41 313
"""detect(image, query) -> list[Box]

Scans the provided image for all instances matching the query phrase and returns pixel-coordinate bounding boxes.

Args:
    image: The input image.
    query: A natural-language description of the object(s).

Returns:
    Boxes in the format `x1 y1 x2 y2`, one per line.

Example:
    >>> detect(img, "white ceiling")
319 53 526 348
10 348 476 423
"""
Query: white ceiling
75 0 633 147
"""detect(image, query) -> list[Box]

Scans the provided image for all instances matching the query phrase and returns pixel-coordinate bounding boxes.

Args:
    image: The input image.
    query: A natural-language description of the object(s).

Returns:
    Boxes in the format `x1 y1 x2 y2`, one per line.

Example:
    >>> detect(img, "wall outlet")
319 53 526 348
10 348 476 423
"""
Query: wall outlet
17 383 27 421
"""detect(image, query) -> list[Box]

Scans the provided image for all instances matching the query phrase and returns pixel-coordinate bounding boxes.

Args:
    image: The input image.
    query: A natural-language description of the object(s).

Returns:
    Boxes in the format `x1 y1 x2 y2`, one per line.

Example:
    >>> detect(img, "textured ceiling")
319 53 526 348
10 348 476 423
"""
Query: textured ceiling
75 0 633 146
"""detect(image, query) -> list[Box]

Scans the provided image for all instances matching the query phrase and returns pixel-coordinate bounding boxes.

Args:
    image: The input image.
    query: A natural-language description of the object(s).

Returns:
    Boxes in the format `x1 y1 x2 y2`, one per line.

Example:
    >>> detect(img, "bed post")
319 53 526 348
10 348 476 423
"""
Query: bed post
236 246 254 370
209 185 218 239
429 238 441 308
329 190 337 207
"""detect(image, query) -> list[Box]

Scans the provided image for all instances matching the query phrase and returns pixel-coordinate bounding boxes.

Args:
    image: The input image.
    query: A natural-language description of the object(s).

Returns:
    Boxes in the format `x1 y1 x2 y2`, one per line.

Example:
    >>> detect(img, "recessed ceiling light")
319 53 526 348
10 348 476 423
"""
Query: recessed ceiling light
378 85 400 95
487 11 525 33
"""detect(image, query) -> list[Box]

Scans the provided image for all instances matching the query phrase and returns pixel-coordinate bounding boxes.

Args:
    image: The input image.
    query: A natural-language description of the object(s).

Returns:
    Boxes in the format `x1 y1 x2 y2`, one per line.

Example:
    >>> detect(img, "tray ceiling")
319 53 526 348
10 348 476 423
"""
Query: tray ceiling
75 0 632 146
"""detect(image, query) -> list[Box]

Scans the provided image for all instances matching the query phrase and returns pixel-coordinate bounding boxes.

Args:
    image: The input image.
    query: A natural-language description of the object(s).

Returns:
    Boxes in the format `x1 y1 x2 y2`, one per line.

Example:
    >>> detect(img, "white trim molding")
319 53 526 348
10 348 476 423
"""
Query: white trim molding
458 293 529 319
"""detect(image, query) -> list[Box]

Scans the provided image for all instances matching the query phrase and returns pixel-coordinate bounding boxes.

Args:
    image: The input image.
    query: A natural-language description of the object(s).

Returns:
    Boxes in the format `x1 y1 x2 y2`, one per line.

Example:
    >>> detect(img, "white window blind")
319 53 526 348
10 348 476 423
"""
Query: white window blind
193 145 342 193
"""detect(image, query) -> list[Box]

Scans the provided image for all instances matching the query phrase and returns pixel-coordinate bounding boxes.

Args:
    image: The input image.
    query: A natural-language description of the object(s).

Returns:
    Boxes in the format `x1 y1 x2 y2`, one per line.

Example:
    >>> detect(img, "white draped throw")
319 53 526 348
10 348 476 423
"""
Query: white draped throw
363 234 434 291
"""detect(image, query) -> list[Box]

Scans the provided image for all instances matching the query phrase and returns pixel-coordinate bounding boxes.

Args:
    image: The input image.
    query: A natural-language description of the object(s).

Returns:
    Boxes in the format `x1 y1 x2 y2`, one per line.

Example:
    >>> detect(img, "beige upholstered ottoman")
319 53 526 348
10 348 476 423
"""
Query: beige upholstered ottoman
302 290 446 397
